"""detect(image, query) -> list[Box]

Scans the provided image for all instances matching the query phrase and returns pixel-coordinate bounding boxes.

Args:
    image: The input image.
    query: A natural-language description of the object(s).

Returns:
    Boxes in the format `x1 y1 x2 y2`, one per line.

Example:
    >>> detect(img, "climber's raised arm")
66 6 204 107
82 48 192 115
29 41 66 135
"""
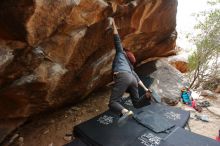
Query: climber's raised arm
109 18 124 53
112 19 119 35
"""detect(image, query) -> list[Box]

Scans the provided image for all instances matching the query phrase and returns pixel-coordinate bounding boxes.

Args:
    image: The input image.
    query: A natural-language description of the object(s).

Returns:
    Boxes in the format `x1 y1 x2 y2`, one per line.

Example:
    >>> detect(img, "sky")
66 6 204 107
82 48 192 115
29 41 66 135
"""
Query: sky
176 0 211 51
175 0 220 68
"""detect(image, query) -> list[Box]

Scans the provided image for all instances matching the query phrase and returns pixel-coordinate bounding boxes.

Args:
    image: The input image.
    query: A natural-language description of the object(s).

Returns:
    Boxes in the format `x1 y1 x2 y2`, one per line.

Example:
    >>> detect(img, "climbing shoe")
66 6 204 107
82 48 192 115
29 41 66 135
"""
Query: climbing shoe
117 110 134 126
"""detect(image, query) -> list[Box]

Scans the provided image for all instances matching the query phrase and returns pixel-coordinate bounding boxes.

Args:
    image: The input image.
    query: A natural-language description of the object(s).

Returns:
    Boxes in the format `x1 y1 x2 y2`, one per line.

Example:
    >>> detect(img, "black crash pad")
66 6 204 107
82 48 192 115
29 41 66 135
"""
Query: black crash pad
74 110 178 146
127 129 173 146
64 139 87 146
121 100 190 128
73 102 190 146
160 127 220 146
133 110 175 133
72 74 192 146
74 110 146 146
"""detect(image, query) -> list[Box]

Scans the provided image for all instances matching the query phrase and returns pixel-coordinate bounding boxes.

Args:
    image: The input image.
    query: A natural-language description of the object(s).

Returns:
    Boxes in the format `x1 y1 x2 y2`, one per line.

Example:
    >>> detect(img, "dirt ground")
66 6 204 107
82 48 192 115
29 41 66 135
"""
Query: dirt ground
187 98 220 139
3 89 220 146
3 89 110 146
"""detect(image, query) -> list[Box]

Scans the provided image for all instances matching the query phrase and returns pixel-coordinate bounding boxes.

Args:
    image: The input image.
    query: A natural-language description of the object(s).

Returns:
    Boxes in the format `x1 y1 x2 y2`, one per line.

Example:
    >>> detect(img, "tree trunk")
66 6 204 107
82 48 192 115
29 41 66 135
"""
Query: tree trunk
189 62 200 88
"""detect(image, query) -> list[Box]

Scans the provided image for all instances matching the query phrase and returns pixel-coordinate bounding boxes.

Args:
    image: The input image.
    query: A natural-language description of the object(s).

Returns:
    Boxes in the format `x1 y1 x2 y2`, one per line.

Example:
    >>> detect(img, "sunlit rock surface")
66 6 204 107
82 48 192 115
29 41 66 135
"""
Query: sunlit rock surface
167 48 189 73
0 0 178 119
170 61 188 73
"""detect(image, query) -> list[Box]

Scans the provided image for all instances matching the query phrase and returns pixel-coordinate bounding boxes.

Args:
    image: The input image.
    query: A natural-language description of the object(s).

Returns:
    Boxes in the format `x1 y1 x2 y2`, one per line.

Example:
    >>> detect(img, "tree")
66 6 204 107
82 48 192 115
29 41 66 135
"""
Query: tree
187 0 220 90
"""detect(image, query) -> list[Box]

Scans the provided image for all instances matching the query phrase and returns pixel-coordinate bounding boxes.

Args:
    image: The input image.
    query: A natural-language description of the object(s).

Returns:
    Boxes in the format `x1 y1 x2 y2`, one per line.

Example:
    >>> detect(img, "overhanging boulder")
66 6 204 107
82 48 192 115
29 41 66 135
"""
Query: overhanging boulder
0 0 178 119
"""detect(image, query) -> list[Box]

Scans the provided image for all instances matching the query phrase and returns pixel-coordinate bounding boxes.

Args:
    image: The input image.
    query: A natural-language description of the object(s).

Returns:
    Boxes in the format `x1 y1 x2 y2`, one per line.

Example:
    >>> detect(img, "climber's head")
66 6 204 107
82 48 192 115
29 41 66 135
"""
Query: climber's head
123 48 136 65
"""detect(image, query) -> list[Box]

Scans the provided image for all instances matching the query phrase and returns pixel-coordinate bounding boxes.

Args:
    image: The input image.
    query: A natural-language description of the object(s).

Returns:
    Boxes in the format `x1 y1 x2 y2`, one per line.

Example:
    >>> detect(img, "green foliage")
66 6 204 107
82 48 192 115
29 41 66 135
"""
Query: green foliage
187 0 220 89
188 52 199 71
207 0 220 5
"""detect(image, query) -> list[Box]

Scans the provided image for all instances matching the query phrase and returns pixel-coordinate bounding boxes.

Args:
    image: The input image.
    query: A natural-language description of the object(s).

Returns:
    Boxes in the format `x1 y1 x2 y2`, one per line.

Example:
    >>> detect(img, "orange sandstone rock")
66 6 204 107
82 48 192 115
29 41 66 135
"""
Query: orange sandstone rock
0 0 178 119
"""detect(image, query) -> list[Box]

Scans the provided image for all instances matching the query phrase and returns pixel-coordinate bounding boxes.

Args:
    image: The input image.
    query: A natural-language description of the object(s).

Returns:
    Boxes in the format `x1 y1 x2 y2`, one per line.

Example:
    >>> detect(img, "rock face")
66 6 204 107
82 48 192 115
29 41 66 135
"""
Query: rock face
167 46 189 73
170 61 188 73
0 0 177 119
136 60 188 105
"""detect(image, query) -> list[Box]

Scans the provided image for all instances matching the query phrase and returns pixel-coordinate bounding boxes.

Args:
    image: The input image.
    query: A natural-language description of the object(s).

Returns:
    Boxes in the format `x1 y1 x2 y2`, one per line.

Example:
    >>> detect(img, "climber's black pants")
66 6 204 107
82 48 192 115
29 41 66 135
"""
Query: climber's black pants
109 72 148 115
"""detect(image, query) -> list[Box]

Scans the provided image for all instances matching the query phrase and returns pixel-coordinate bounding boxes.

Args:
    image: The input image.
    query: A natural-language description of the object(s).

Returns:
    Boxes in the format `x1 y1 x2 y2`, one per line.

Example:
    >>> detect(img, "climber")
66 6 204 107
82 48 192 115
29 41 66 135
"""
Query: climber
107 17 152 124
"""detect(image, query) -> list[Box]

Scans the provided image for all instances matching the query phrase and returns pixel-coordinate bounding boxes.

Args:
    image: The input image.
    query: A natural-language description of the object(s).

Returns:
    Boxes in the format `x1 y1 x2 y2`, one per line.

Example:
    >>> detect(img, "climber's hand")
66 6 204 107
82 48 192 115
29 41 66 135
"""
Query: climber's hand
105 17 114 30
145 90 152 100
